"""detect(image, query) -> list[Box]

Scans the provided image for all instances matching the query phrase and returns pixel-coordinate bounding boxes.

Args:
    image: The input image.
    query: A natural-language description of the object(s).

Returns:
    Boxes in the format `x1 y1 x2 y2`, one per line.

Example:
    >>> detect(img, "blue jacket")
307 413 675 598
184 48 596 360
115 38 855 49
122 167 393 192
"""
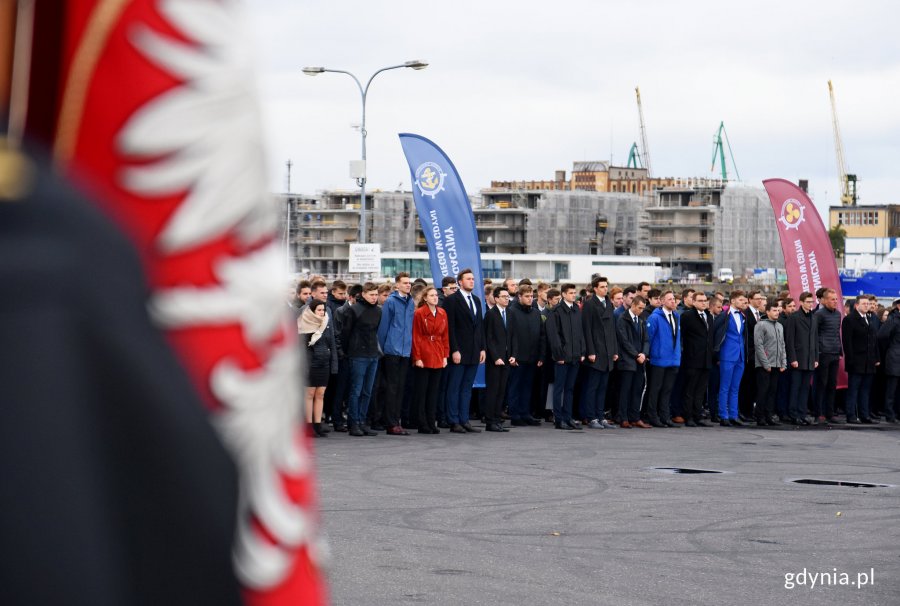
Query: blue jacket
647 307 681 368
377 290 415 357
713 310 747 363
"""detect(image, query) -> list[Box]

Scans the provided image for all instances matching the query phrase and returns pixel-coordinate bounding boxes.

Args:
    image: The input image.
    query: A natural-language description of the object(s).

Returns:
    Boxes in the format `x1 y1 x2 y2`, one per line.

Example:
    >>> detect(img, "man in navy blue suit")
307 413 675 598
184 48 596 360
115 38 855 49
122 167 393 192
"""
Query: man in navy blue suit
443 268 486 433
713 290 750 426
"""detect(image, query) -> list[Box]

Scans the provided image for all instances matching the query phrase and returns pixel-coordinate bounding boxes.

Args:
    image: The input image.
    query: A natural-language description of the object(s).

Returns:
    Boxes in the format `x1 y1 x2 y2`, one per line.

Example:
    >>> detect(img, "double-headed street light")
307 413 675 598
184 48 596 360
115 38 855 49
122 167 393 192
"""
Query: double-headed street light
302 60 428 244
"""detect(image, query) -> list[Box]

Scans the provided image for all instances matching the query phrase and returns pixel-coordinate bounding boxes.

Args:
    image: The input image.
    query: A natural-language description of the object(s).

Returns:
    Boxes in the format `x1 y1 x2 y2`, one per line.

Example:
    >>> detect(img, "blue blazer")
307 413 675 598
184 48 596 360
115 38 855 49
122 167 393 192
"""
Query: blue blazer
647 307 681 368
713 311 747 363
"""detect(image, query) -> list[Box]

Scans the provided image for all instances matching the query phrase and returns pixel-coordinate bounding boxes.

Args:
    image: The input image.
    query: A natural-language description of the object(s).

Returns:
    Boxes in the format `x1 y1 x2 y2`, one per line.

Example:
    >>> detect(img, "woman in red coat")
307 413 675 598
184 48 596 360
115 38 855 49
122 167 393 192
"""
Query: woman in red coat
411 287 450 433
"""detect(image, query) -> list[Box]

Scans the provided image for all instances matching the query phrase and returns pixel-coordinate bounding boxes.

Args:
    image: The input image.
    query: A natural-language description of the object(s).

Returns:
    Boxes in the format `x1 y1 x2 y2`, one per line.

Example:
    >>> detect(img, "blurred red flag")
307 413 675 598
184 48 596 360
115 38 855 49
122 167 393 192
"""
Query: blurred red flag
31 1 328 603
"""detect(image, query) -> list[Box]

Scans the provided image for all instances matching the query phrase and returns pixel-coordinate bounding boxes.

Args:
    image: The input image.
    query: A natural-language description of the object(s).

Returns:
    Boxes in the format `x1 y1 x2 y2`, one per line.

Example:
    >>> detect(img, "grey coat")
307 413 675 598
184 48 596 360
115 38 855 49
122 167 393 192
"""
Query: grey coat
754 319 786 370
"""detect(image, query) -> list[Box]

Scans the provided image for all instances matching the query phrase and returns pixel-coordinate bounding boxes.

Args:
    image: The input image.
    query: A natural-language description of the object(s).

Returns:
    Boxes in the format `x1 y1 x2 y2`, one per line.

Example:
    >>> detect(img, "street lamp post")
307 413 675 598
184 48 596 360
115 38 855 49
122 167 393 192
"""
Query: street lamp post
302 60 428 244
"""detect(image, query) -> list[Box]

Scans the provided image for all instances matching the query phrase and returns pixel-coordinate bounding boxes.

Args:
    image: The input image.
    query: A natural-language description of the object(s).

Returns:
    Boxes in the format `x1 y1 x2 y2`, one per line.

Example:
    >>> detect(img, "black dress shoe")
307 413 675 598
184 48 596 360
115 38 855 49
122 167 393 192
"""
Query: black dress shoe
333 424 348 433
650 420 666 428
739 414 752 422
511 419 528 427
461 423 482 433
729 419 744 426
565 420 582 430
526 417 543 426
369 423 386 431
349 425 364 437
719 419 730 427
555 423 574 430
860 418 877 424
361 425 379 436
826 417 845 425
450 424 466 434
766 417 781 426
664 421 680 428
437 421 450 428
418 426 433 434
486 423 508 432
695 420 710 427
756 418 769 426
684 420 698 427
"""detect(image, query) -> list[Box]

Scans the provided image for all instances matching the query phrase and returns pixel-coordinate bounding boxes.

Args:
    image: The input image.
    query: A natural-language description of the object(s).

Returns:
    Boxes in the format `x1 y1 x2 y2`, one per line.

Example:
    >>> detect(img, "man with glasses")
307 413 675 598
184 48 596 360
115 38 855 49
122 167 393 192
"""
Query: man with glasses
439 276 458 305
484 286 513 432
680 291 714 426
739 290 767 421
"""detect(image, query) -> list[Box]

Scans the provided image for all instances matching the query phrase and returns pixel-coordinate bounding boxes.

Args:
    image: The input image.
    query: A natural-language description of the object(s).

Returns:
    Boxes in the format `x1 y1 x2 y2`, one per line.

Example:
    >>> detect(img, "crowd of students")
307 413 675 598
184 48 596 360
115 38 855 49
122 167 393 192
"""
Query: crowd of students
291 271 900 438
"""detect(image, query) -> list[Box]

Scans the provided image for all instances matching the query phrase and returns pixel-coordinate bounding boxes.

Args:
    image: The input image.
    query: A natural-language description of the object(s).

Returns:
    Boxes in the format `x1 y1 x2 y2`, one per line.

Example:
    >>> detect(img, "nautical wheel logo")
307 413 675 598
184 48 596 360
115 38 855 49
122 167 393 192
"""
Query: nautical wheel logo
415 162 446 199
778 198 805 230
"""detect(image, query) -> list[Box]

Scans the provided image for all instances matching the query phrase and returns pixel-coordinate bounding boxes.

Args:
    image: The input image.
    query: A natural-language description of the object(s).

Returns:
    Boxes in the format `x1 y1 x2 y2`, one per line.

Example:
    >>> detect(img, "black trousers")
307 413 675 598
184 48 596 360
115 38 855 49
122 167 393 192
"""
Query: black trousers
814 353 840 418
682 367 710 422
484 363 510 425
884 376 900 421
618 368 645 423
414 367 442 429
380 354 410 427
738 361 757 418
646 365 678 424
755 367 780 420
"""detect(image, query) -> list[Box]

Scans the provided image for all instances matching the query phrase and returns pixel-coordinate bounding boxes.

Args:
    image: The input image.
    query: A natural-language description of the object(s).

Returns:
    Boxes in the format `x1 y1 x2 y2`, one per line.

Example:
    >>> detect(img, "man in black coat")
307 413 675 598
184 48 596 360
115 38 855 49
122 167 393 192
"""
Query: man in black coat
508 285 546 426
443 268 486 433
547 284 586 429
581 276 619 429
876 301 900 423
680 291 714 426
842 295 880 423
738 290 766 420
616 296 651 428
784 292 818 424
483 286 513 432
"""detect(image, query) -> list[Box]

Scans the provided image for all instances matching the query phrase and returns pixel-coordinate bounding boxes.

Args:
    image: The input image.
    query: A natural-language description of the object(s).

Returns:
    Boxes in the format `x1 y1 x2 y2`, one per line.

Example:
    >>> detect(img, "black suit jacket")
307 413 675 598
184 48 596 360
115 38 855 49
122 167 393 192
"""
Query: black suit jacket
842 311 878 374
680 308 713 369
744 307 760 366
484 305 510 363
444 289 485 365
616 311 649 372
582 295 618 371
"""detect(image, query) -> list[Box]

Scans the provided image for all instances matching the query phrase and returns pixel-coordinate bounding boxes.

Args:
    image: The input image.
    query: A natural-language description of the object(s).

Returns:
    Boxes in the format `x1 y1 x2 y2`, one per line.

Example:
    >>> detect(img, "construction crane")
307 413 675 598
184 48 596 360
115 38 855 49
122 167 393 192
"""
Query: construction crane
710 121 740 181
635 87 652 177
626 142 643 169
828 80 858 206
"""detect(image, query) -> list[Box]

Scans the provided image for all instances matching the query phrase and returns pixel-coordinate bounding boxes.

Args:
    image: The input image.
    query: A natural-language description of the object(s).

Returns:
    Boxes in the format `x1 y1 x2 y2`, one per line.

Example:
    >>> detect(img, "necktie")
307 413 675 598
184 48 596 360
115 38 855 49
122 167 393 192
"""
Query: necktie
468 295 475 316
668 312 676 337
633 314 639 329
600 299 606 308
501 309 506 327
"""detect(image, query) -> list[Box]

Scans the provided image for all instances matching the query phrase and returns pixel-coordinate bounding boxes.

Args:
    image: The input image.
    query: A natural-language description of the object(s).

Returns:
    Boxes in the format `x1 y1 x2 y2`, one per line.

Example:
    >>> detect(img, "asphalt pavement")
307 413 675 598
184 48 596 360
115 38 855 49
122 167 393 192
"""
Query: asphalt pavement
314 421 900 606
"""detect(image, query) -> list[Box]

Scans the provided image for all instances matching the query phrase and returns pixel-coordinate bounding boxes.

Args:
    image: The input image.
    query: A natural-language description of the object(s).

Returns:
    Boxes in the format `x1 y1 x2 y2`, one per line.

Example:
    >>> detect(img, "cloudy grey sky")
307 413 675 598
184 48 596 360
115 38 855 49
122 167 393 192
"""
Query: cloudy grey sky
247 0 900 218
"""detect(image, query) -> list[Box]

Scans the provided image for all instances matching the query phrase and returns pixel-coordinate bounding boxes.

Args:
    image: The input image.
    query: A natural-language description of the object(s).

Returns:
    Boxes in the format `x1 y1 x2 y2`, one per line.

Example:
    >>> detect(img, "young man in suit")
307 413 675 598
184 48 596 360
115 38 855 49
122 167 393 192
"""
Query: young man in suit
713 290 749 426
784 292 818 425
443 268 486 434
547 284 586 429
581 276 619 429
842 295 880 424
680 291 714 427
739 290 766 420
483 286 513 432
616 296 651 428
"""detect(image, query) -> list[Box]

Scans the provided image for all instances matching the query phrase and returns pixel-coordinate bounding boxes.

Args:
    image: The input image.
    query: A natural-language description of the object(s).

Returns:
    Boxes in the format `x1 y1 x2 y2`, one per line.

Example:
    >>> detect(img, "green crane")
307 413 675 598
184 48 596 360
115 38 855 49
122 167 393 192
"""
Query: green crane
710 121 740 181
626 142 643 169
